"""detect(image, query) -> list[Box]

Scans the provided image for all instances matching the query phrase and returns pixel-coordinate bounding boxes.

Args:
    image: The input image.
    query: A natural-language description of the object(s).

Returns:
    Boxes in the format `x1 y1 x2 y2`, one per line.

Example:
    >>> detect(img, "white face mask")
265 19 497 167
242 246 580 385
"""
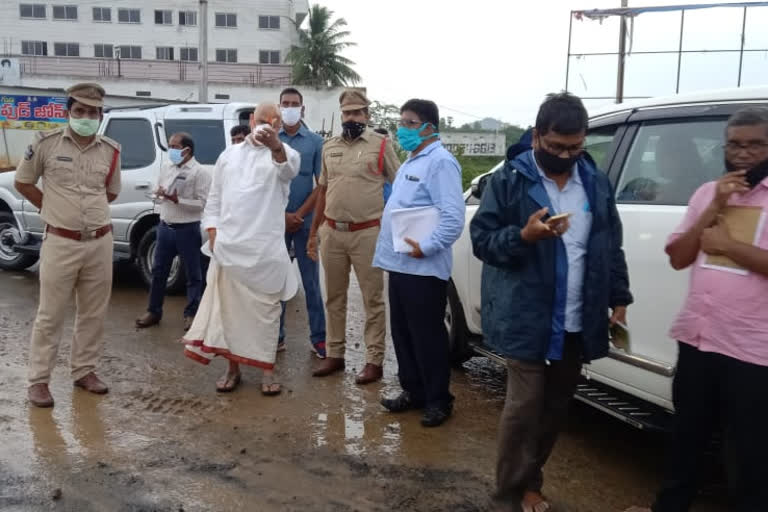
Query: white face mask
281 107 302 127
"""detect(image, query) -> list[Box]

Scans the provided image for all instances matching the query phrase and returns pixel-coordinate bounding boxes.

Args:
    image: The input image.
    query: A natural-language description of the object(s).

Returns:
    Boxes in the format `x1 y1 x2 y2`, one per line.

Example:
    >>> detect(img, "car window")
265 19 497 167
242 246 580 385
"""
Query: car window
585 124 620 172
466 161 504 205
616 119 726 205
164 119 225 165
104 118 156 170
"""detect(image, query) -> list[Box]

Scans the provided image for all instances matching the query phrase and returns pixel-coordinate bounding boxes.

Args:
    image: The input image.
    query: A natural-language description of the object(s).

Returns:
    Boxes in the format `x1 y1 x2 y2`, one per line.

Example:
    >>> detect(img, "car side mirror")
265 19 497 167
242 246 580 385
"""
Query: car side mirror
471 174 489 199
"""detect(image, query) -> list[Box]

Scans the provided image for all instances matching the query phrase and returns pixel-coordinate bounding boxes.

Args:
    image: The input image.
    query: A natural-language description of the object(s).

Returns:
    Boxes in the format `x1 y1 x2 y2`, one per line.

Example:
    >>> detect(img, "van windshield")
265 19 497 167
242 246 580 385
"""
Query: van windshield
164 119 226 165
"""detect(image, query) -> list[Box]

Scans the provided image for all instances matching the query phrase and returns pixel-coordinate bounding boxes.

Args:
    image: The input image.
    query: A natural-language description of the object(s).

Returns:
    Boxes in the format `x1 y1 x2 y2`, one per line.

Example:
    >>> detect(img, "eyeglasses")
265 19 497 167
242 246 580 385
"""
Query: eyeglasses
541 139 584 157
398 119 427 128
724 141 768 155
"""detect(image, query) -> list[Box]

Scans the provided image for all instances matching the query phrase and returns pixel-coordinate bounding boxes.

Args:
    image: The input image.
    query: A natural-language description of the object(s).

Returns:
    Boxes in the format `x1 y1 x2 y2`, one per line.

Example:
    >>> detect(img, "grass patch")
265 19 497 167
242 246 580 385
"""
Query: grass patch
456 156 503 190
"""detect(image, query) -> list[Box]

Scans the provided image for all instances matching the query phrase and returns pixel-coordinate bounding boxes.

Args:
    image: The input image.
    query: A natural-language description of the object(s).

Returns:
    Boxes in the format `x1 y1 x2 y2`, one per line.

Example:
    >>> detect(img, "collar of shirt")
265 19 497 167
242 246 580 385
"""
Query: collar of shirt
342 128 371 145
404 139 443 164
176 156 200 171
532 150 581 188
279 123 308 138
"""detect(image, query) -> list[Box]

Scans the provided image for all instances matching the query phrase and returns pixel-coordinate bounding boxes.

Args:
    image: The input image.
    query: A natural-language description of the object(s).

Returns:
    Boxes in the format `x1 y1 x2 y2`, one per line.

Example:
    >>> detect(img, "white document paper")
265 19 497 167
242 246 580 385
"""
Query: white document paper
391 205 440 253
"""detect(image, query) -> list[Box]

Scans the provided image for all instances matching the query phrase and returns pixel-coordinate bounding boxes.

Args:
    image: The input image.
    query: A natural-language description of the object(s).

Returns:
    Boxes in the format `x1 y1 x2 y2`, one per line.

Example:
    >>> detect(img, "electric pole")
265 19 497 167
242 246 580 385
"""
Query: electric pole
199 0 208 103
616 0 628 103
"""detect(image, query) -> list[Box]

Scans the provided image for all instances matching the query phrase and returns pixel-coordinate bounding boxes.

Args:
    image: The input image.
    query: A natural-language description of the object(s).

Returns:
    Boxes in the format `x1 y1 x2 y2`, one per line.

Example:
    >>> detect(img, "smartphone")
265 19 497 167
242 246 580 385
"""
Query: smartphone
746 159 768 188
547 213 571 223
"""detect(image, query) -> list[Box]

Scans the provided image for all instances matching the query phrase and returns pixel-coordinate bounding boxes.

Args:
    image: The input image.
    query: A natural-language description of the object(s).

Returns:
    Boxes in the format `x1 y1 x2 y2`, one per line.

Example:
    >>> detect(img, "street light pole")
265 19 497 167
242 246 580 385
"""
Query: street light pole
616 0 628 103
199 0 208 103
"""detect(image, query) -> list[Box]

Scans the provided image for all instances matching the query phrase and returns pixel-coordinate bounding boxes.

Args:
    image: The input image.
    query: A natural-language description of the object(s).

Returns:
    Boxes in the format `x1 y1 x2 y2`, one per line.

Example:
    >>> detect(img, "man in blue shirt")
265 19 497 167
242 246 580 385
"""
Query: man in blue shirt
374 99 465 427
277 87 326 359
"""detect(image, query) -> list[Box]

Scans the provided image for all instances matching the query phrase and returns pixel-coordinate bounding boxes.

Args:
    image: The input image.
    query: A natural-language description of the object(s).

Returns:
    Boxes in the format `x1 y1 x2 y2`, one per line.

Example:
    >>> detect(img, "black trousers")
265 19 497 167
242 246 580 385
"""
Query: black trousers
388 272 453 409
653 342 768 512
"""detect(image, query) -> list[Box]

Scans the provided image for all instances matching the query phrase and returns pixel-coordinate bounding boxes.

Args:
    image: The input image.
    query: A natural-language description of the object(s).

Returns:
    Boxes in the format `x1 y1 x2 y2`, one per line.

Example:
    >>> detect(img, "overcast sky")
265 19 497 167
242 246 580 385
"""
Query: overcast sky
320 0 768 127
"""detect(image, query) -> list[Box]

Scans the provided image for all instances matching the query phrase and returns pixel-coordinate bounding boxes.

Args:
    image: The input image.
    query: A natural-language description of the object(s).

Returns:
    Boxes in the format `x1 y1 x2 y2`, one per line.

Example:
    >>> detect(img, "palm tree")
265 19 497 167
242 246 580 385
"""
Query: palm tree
286 5 361 87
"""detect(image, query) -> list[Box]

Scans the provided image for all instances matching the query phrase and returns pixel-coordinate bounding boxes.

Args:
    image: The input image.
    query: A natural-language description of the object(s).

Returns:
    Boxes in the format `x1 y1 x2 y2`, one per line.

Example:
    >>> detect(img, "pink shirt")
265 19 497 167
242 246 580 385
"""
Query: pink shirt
667 178 768 367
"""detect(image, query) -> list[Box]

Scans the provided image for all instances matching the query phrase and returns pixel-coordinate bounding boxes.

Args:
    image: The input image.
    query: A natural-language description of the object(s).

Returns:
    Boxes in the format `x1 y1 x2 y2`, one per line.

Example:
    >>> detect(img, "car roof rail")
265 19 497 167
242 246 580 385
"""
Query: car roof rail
104 103 170 113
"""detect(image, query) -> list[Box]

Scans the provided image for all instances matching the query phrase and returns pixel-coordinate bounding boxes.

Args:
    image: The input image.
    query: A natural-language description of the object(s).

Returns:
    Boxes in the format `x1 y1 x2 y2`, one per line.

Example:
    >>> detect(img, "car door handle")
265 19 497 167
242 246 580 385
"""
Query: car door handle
135 182 151 190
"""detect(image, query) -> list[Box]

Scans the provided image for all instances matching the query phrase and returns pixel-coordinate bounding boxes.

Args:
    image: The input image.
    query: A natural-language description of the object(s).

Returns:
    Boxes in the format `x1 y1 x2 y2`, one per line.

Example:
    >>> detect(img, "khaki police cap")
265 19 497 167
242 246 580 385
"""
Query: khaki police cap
67 82 106 108
339 90 370 112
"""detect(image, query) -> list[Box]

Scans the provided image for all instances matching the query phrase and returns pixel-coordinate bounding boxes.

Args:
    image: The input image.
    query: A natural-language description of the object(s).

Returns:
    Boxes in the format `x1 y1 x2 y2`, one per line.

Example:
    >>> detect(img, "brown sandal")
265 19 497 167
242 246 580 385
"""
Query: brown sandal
261 374 281 396
216 372 241 393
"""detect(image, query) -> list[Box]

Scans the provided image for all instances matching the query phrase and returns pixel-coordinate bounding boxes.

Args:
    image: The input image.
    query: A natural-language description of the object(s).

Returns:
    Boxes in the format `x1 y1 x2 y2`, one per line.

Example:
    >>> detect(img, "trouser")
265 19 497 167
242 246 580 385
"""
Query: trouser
388 271 453 408
27 231 114 385
148 221 202 319
493 333 583 510
279 224 326 344
652 342 768 512
319 223 385 365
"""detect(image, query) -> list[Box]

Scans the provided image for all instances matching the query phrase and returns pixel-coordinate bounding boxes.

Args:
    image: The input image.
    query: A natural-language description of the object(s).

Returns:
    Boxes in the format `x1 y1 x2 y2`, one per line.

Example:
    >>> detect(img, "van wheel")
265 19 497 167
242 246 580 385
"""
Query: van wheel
136 226 185 295
0 211 39 271
446 280 473 367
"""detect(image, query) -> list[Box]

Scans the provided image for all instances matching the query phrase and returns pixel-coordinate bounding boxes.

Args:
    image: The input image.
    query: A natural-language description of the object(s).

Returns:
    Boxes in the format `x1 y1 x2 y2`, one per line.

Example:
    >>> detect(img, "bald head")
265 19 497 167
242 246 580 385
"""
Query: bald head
253 103 281 130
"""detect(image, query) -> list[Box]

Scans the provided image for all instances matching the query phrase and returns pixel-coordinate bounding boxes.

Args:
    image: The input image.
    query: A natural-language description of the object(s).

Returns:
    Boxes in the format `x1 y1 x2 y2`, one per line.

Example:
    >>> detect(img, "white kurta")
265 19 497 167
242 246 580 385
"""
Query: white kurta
182 139 300 369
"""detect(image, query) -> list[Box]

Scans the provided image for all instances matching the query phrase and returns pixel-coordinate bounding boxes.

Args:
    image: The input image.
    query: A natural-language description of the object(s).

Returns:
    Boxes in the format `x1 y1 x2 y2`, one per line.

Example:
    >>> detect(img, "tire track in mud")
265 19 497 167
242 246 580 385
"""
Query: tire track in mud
121 389 225 417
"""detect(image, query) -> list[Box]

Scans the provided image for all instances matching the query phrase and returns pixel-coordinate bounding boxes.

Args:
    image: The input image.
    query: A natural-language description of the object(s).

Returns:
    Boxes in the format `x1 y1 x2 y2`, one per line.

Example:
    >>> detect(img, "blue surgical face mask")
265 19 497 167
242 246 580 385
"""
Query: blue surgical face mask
396 123 438 152
168 148 186 165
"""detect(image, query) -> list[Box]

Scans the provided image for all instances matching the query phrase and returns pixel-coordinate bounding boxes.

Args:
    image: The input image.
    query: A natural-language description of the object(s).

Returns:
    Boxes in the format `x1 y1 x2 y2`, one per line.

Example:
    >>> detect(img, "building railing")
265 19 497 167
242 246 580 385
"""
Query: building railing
12 55 292 86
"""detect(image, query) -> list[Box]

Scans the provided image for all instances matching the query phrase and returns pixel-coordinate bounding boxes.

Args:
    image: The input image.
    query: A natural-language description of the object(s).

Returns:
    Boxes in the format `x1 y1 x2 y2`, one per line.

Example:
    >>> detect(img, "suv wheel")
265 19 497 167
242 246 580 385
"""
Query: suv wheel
0 211 39 271
446 280 473 366
136 226 185 295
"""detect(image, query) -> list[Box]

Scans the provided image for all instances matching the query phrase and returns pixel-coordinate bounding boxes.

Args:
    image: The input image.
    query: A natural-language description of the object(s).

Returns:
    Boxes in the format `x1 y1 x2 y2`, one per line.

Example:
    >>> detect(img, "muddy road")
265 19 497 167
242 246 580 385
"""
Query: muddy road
0 265 726 511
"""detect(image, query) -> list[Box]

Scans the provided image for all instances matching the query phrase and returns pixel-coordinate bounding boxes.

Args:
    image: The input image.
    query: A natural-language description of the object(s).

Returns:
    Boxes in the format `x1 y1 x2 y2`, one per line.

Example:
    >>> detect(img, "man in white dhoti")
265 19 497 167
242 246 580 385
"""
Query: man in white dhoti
181 104 300 395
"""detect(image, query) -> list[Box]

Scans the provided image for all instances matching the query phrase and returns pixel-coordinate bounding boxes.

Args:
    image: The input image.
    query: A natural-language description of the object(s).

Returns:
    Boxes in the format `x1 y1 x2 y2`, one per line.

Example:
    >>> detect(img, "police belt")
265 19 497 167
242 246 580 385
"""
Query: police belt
326 218 380 232
46 224 112 241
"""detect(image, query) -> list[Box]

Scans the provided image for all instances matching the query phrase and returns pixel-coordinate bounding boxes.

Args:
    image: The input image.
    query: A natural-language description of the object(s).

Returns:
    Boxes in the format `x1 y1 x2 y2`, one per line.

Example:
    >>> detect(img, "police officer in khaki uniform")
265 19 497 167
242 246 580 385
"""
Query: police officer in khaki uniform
15 83 121 408
308 90 400 384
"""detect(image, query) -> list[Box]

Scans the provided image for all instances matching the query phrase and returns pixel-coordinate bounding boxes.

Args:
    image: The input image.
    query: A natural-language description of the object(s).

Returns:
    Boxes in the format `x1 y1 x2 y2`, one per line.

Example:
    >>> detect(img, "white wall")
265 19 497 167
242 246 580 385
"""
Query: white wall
0 0 306 65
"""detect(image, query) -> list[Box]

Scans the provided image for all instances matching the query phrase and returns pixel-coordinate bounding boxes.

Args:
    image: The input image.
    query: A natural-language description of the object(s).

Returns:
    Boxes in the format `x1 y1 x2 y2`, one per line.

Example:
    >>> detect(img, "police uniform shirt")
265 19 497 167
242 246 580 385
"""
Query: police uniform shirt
15 126 121 231
319 129 400 223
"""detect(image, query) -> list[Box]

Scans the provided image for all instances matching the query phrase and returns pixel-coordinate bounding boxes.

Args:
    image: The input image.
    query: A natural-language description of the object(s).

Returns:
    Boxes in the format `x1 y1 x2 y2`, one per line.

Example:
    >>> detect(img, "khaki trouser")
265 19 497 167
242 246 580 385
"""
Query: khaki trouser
27 231 113 385
493 333 583 510
319 223 386 365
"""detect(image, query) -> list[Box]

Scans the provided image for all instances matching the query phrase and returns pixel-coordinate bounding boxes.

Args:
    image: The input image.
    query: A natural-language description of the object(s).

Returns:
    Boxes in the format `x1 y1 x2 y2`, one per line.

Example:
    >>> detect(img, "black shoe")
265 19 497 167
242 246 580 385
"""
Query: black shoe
420 404 453 427
380 392 422 413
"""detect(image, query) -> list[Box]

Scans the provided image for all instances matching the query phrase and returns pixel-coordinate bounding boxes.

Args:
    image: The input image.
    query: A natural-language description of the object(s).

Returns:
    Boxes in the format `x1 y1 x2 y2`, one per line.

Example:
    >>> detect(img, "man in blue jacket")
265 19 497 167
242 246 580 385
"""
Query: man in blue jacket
471 93 632 512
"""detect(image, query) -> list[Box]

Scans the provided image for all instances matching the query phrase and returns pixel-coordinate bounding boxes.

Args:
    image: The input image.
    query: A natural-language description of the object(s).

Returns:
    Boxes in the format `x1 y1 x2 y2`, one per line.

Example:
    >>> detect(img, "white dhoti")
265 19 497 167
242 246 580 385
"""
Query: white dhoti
179 137 302 369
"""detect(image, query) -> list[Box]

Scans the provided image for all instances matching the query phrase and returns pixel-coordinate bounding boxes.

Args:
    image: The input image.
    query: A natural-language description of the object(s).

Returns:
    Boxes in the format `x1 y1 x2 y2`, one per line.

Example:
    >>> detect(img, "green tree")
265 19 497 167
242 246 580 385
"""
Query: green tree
369 100 400 136
286 5 361 87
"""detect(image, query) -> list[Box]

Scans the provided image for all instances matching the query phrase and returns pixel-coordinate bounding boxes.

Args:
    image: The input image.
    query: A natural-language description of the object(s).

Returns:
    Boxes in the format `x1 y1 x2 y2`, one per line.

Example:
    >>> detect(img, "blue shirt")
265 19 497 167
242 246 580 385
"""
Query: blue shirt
373 140 465 281
279 123 324 226
533 151 592 333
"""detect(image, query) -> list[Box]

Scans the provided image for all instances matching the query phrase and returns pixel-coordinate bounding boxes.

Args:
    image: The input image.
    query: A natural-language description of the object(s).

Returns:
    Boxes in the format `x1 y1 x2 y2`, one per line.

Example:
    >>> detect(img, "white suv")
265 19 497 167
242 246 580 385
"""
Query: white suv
447 87 768 431
0 103 255 292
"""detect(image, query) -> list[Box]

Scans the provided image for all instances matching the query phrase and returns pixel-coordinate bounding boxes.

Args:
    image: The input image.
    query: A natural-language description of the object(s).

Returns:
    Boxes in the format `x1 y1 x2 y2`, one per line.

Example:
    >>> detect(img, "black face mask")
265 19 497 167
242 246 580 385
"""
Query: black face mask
725 156 768 188
342 121 366 140
535 148 578 175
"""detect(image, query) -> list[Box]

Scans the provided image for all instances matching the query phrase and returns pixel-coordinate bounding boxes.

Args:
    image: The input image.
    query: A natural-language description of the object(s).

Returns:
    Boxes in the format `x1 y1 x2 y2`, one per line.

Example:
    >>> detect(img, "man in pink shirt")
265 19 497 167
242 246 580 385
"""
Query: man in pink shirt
628 108 768 512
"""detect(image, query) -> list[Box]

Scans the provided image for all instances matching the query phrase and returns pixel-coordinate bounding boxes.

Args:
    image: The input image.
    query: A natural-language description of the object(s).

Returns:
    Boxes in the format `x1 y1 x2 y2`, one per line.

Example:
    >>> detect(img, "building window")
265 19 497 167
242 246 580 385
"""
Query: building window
214 13 237 27
54 42 80 57
258 16 280 29
136 91 152 97
117 45 142 59
180 47 198 62
94 44 113 58
179 10 197 26
92 7 111 22
20 4 46 19
154 10 172 25
156 47 174 61
118 8 140 24
215 49 237 63
21 40 47 56
215 94 230 100
52 5 77 20
259 50 280 64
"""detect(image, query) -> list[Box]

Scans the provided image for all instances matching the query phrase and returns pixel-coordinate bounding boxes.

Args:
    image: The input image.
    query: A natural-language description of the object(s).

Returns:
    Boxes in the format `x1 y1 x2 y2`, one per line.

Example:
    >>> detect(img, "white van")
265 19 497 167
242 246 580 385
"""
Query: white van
447 86 768 431
0 103 255 292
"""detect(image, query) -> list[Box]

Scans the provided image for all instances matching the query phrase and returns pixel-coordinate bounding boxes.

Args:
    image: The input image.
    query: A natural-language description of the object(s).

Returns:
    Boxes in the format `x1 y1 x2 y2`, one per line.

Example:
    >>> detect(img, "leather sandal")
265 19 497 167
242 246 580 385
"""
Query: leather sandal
215 372 241 393
261 374 281 396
